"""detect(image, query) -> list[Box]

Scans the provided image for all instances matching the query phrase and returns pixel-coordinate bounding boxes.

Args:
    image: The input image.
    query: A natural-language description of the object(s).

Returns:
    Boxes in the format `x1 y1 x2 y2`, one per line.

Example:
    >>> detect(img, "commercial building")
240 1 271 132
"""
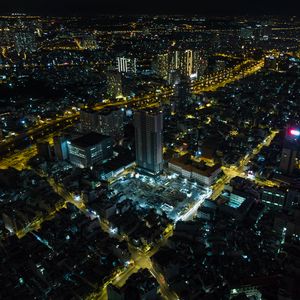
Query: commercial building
80 108 124 141
134 108 163 175
168 154 222 186
98 108 124 141
280 127 300 175
80 109 99 133
68 132 113 168
173 76 191 114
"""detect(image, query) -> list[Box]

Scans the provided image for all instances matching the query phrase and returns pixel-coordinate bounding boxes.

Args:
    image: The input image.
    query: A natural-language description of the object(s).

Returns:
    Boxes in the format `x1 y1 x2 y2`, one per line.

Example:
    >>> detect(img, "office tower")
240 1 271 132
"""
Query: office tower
280 127 300 175
134 108 163 174
106 71 123 98
68 132 113 168
173 76 191 114
80 109 99 133
53 136 69 161
98 108 124 141
117 56 137 74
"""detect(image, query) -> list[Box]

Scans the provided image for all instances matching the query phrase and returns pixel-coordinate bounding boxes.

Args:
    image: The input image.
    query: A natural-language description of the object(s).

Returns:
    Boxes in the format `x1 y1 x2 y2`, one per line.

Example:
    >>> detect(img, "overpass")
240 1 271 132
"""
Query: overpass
0 56 265 156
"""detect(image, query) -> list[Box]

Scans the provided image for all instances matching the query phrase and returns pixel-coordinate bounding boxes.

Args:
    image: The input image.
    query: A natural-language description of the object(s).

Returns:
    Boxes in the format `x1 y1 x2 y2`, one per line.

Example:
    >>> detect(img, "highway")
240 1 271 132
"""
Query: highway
0 55 265 156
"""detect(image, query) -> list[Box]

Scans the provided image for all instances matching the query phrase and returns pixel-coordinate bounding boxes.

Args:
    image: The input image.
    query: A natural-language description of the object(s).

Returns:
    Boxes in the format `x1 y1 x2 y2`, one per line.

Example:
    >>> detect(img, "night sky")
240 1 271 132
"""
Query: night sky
0 0 299 15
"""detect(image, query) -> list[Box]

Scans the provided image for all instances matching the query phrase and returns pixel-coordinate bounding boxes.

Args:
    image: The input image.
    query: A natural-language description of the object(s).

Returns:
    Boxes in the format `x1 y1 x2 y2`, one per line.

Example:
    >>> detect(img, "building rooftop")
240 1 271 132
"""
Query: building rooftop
169 154 221 177
71 132 111 148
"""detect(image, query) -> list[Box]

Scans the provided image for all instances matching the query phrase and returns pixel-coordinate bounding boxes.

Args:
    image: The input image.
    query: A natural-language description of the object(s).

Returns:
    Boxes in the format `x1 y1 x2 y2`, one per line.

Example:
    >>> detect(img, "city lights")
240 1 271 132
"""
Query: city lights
289 129 300 136
0 9 299 300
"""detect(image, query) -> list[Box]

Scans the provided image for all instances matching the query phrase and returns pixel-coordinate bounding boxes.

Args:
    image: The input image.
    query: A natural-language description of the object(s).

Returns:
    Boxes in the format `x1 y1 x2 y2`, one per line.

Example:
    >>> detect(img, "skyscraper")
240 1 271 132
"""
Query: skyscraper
152 53 169 80
117 56 137 74
280 127 300 175
134 108 164 174
169 49 205 78
53 136 69 161
173 76 191 114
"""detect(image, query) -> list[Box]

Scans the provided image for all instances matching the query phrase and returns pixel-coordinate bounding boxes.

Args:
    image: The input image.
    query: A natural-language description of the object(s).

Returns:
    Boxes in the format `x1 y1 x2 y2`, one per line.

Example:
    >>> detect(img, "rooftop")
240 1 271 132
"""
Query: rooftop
71 132 111 148
169 154 221 177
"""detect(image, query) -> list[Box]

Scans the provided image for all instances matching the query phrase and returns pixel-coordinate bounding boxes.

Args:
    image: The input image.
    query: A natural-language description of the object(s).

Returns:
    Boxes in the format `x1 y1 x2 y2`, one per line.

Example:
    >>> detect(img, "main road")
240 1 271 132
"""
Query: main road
211 130 279 200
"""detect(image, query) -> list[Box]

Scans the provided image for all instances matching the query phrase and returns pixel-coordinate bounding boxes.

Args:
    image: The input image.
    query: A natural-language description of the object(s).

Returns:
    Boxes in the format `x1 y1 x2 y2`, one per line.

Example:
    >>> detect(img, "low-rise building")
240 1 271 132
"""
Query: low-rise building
168 154 222 186
68 132 113 168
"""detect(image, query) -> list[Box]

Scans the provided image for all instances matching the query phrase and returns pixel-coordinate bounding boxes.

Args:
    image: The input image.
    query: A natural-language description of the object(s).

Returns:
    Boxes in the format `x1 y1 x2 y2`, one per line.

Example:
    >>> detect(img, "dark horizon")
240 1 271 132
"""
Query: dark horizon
1 0 299 16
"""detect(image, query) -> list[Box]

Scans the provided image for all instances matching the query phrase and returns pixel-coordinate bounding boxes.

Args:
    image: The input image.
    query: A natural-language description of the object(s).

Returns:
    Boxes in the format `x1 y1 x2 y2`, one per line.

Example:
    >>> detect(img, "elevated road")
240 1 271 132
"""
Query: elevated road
0 56 265 156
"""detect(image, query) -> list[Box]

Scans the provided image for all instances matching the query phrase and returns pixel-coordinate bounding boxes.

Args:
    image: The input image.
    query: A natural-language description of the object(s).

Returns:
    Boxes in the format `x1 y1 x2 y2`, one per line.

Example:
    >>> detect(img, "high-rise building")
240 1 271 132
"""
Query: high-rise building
106 71 123 98
173 76 191 114
68 132 113 168
98 108 124 141
117 56 137 74
280 127 300 175
134 108 163 174
169 49 204 78
53 136 69 161
152 53 169 80
37 142 52 161
80 109 99 133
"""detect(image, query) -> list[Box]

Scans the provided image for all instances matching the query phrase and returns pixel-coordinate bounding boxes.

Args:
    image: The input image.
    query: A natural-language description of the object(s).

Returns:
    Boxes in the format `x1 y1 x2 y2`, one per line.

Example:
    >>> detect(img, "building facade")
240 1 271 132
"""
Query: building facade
98 108 124 141
280 127 300 175
53 136 69 161
80 109 99 133
68 132 113 168
117 56 137 74
134 109 163 174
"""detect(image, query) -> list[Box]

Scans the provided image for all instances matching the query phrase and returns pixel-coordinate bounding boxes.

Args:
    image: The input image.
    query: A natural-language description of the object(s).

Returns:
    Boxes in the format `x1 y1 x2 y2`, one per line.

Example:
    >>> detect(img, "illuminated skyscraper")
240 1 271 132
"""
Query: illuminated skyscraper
152 53 169 80
117 56 137 74
134 108 163 174
280 127 300 175
169 49 205 78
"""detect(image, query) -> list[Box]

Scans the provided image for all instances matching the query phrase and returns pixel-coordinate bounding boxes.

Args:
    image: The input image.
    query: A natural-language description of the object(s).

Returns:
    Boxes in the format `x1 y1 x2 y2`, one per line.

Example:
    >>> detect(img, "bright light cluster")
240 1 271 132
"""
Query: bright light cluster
290 129 300 136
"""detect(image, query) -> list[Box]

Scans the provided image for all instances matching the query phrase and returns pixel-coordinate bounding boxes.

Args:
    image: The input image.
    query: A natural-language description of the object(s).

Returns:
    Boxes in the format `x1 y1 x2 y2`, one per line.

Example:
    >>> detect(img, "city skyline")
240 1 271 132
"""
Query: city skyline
1 11 300 300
